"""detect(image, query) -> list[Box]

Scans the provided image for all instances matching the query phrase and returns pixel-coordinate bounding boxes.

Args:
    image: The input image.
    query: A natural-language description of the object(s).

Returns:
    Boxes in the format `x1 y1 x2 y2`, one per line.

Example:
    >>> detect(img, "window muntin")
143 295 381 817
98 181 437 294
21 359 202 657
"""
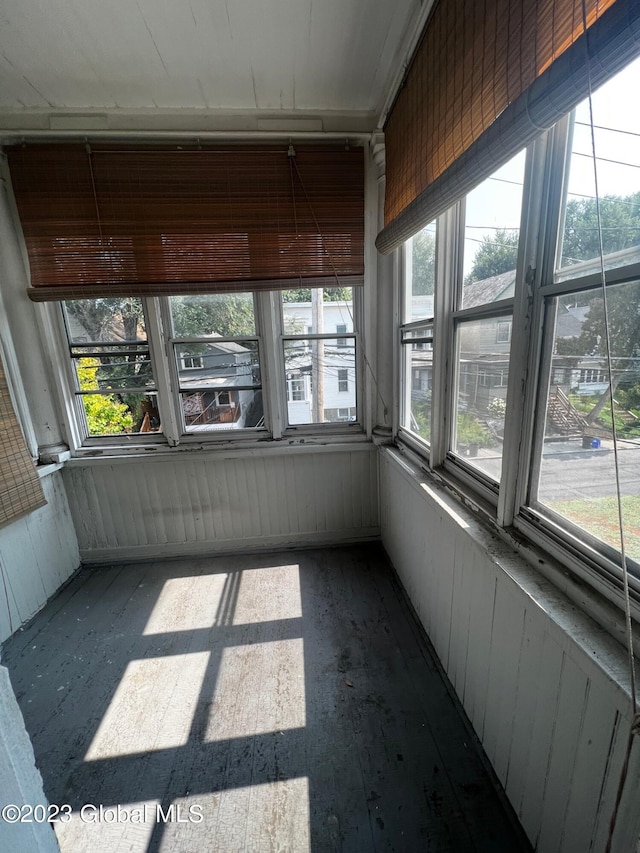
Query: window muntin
63 298 160 438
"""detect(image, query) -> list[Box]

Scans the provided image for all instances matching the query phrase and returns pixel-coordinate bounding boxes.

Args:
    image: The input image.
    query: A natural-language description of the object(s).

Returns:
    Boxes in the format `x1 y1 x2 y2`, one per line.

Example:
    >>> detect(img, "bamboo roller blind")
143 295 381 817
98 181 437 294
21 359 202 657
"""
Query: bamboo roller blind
379 0 629 253
7 144 365 301
0 355 45 527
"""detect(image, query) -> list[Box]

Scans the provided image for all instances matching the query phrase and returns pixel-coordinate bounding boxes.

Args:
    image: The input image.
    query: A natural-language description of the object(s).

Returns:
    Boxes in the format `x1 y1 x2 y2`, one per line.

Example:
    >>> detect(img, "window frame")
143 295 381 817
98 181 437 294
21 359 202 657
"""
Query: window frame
48 287 364 453
394 101 640 623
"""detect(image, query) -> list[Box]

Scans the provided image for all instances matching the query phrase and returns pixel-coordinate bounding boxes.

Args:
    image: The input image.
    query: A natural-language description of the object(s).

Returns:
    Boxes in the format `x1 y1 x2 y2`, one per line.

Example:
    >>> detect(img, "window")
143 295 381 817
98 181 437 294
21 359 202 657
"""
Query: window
400 221 436 446
281 288 359 427
181 356 204 370
63 298 160 438
396 56 640 606
58 287 360 444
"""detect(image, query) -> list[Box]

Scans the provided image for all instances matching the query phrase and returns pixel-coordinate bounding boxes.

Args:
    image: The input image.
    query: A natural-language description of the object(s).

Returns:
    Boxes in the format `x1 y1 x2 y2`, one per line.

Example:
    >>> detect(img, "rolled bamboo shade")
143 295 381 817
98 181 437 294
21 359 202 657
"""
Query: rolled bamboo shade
378 0 640 254
0 356 45 527
6 144 365 301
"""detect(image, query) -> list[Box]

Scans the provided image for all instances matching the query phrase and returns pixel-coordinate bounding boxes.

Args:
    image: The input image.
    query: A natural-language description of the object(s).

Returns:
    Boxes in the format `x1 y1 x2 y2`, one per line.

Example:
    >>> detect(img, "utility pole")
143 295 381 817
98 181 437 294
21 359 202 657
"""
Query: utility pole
311 288 325 422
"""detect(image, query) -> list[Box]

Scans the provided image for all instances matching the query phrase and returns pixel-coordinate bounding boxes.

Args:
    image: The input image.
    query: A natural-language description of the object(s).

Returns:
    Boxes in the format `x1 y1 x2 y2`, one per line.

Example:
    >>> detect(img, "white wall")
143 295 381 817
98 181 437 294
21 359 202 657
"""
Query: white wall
0 469 79 643
379 447 640 853
0 666 59 853
64 444 379 562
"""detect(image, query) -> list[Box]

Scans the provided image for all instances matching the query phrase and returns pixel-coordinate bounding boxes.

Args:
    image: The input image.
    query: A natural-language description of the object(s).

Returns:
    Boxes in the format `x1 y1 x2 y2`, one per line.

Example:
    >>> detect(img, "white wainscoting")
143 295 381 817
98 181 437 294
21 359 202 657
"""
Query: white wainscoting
64 444 380 563
0 469 79 643
379 448 640 853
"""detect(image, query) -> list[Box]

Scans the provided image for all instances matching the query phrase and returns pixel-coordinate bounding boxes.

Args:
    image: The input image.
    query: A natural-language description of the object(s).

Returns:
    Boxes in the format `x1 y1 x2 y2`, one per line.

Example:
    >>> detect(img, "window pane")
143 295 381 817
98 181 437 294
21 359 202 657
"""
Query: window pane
64 299 160 438
454 318 510 480
405 221 436 322
65 298 146 343
405 340 432 443
282 288 353 336
534 282 640 562
80 388 160 437
181 389 264 431
170 293 256 337
175 341 261 390
283 338 356 425
557 57 640 277
462 151 525 307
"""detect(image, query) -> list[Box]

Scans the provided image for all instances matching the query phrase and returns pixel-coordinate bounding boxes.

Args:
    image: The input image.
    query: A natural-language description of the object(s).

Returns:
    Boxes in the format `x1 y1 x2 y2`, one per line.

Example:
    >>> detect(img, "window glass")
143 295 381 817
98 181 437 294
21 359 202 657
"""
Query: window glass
406 222 436 322
282 287 353 335
557 56 640 277
168 296 263 432
453 317 511 480
170 293 256 338
533 282 640 562
283 338 356 425
402 326 433 443
64 299 160 437
462 151 525 307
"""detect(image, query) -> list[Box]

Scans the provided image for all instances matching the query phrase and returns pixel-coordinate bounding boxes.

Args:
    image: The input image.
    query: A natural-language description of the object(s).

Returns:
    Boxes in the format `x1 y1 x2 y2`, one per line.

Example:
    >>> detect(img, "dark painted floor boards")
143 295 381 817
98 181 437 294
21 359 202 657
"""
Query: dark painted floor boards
3 544 531 852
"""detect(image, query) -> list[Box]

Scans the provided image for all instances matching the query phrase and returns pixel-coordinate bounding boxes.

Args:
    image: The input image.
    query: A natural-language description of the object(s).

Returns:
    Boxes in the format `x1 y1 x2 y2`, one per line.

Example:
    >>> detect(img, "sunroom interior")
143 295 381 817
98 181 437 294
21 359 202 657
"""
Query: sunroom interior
0 1 640 852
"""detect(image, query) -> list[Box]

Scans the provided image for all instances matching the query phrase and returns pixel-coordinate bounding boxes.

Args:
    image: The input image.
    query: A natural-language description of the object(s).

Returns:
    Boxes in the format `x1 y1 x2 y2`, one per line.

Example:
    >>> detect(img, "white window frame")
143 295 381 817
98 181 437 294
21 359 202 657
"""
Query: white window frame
47 287 364 452
394 103 640 626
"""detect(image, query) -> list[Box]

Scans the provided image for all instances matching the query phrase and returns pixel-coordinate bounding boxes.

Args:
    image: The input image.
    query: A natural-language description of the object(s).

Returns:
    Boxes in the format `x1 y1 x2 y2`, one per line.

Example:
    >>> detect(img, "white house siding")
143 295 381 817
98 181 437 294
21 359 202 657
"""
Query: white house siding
379 447 640 853
63 444 379 563
0 470 79 643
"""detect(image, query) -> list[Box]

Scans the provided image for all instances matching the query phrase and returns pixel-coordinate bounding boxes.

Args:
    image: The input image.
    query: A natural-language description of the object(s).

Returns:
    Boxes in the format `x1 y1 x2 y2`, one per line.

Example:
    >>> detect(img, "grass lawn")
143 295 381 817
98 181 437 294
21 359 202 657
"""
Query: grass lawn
547 495 640 562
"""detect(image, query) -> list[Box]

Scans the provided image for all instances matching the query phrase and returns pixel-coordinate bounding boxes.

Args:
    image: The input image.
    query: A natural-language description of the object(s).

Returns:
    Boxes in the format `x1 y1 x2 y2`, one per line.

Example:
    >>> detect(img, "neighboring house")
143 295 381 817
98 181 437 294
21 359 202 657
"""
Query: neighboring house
282 299 357 423
178 338 260 429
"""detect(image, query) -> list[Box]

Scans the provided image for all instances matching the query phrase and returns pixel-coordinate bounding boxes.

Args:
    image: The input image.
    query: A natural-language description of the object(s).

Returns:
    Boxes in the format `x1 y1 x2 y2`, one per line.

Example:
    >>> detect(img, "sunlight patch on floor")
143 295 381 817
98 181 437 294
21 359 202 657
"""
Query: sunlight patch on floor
206 638 305 741
85 652 210 759
56 800 161 853
143 574 228 635
231 564 302 625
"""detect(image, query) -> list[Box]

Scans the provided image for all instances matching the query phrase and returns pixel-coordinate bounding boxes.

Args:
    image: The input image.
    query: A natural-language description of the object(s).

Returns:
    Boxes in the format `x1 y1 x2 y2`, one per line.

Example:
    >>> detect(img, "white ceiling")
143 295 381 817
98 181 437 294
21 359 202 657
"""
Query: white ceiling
0 0 424 135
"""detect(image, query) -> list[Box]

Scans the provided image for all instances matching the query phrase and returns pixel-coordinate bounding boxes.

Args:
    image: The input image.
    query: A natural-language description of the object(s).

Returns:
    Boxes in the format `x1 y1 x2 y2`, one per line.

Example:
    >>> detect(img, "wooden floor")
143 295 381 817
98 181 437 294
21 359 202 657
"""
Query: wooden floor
3 545 530 852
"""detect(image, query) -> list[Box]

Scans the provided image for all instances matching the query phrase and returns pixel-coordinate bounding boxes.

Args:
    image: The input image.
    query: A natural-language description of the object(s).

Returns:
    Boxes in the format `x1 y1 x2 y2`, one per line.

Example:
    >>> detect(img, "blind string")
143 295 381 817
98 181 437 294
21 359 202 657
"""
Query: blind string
579 7 640 851
85 144 104 247
289 155 389 420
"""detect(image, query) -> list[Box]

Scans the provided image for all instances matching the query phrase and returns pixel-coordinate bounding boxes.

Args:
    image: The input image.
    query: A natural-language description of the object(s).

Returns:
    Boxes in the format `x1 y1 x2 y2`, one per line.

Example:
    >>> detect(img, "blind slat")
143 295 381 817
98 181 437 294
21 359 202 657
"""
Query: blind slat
377 0 639 254
7 145 365 299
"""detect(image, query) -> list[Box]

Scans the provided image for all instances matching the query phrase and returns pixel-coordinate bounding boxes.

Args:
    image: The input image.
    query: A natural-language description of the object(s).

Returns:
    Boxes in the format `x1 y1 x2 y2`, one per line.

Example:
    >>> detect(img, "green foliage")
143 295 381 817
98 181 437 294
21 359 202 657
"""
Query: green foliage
456 412 492 448
410 398 431 441
78 358 134 436
171 294 255 337
561 193 640 266
466 229 519 284
411 230 436 296
281 287 351 303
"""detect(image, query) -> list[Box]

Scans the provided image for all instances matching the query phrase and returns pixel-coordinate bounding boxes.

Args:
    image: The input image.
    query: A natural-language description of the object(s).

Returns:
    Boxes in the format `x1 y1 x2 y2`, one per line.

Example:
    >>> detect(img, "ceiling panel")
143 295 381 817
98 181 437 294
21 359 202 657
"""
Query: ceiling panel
0 0 422 128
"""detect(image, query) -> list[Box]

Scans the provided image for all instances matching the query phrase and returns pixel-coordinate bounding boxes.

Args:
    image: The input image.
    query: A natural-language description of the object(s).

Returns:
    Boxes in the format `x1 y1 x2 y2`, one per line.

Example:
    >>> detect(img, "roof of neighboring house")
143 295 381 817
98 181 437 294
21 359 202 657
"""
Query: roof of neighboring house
462 270 516 308
555 305 590 338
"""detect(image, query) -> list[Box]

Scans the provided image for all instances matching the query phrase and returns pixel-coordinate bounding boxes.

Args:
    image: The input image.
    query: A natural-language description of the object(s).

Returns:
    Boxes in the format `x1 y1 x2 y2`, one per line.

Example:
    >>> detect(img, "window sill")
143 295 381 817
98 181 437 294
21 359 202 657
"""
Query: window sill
65 433 374 466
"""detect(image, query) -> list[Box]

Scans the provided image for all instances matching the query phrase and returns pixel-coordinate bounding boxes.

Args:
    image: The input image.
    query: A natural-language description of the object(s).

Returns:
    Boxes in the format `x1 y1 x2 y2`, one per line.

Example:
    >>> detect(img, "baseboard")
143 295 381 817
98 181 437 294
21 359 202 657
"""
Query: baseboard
78 528 382 564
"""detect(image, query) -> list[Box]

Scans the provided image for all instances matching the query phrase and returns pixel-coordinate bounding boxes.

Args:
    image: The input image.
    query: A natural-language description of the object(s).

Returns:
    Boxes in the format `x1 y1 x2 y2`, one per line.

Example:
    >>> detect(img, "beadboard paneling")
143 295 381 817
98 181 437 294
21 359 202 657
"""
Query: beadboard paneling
64 446 379 562
0 470 79 643
379 448 640 853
